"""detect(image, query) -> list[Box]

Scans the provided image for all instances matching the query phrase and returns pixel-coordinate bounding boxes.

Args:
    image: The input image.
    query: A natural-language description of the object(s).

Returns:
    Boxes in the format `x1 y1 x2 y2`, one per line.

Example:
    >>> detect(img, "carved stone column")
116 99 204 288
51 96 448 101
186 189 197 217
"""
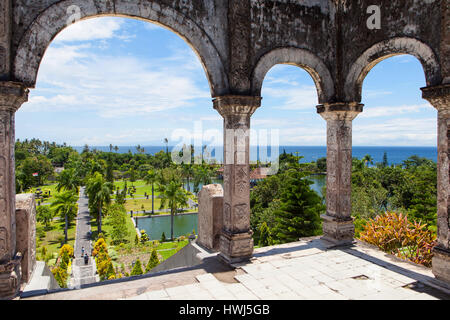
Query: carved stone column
213 95 261 264
0 82 28 299
422 84 450 284
317 102 363 246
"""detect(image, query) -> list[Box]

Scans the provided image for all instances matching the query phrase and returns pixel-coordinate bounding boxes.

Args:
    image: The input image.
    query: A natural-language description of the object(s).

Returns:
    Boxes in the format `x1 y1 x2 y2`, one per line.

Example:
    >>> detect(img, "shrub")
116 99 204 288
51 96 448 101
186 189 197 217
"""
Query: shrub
258 222 272 247
130 259 143 276
140 230 149 243
59 244 74 259
161 232 166 243
52 266 68 288
145 248 160 273
359 211 436 267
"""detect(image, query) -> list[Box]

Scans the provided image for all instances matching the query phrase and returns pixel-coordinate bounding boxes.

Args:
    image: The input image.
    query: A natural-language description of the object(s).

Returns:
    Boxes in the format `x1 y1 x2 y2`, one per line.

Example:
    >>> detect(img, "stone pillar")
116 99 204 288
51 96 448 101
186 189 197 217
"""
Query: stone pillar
317 102 363 246
0 81 28 299
213 95 261 264
15 194 36 284
197 184 223 251
421 84 450 284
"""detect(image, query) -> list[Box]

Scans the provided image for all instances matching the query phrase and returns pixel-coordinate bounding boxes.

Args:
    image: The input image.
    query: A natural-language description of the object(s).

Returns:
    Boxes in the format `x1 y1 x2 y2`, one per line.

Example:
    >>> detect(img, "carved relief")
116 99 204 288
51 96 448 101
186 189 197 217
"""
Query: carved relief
0 118 5 146
0 227 7 258
223 202 231 228
0 157 5 199
233 204 249 230
235 166 248 196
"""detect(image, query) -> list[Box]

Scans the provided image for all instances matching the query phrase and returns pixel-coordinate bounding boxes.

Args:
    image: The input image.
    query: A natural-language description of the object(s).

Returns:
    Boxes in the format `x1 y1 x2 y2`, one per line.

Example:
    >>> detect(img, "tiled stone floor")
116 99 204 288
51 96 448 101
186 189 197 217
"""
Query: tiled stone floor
23 238 450 300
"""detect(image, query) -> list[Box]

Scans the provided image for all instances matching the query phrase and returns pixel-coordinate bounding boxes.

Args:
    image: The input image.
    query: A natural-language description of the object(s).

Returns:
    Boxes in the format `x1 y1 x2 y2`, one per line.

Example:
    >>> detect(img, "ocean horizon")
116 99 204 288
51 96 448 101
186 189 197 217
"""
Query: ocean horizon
73 145 438 165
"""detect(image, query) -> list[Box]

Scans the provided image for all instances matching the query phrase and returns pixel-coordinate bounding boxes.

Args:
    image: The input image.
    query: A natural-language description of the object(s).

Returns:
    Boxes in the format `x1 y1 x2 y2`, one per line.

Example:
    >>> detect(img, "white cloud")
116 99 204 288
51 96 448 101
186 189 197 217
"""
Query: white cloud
262 85 319 110
23 42 210 118
359 103 432 118
54 18 123 42
354 117 436 146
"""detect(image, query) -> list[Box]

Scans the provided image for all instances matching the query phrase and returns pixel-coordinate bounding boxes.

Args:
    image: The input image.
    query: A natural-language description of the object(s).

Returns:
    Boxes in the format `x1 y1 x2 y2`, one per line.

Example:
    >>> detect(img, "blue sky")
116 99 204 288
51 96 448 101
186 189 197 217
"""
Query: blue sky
15 17 437 147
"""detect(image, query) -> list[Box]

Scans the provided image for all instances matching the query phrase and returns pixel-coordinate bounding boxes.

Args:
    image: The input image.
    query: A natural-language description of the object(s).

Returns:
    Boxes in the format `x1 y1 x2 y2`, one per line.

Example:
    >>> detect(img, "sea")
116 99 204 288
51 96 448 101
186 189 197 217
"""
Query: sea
73 145 437 165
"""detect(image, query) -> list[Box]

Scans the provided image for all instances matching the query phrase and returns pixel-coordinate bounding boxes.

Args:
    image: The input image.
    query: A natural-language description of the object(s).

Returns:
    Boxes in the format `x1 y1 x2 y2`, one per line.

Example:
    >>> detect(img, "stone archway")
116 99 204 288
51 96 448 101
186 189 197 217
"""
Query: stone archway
251 47 335 104
12 0 229 97
344 37 441 102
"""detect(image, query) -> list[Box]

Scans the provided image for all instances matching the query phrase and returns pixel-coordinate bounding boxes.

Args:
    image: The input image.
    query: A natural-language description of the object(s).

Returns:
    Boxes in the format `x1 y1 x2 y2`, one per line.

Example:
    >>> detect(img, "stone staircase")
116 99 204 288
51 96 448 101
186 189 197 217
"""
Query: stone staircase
70 257 97 288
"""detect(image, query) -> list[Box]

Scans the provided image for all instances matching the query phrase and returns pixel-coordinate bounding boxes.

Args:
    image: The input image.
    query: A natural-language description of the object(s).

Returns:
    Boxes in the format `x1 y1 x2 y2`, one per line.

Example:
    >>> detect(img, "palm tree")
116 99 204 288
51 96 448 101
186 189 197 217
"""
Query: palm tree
362 154 374 167
85 172 113 235
164 138 169 155
158 181 188 240
144 168 157 214
56 168 79 193
193 165 213 194
51 191 78 243
181 163 194 192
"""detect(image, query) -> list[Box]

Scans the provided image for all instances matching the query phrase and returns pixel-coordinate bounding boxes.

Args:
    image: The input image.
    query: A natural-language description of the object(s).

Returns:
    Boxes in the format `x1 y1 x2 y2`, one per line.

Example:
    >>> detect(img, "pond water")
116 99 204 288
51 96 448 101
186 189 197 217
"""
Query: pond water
137 175 326 240
136 213 198 240
308 174 326 198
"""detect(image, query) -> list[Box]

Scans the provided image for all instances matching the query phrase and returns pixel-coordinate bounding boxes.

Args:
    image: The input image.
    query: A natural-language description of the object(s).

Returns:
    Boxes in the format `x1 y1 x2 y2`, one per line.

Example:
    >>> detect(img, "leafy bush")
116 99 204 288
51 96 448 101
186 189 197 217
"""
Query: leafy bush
130 259 143 276
359 212 436 267
145 248 160 273
140 230 149 243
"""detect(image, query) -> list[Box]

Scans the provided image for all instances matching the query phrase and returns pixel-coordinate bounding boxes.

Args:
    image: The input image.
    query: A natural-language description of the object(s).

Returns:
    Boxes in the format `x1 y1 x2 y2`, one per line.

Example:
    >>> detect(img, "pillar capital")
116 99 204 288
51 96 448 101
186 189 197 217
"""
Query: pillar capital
316 102 363 121
213 95 261 118
421 84 450 113
0 82 29 112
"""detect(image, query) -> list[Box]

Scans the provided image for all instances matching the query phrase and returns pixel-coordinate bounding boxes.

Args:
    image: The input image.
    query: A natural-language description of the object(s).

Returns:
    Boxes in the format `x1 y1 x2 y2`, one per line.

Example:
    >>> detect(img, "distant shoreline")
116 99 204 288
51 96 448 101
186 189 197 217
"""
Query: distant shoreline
71 145 438 165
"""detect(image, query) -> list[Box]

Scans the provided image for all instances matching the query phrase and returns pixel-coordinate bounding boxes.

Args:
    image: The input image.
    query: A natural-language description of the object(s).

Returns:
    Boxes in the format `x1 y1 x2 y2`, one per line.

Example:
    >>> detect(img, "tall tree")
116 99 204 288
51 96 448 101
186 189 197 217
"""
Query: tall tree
144 168 158 214
51 191 78 243
86 172 113 235
271 167 325 244
158 181 188 240
56 168 80 193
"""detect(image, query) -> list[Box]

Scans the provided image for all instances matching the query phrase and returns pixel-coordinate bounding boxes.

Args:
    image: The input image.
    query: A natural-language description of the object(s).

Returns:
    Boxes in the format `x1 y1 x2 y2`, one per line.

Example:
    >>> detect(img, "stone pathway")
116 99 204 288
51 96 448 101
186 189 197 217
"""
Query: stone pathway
71 187 97 287
23 238 450 300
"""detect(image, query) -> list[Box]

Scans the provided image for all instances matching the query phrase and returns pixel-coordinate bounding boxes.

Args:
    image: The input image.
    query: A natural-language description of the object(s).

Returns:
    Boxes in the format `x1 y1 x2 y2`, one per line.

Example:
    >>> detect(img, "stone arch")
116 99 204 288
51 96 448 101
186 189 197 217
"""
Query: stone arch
251 47 335 104
13 0 229 97
345 37 441 102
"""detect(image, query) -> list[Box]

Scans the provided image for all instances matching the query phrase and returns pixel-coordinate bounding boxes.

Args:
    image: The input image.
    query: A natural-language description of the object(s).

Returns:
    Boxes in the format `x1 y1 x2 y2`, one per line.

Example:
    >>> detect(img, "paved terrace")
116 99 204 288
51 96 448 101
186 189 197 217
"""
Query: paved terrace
22 238 450 300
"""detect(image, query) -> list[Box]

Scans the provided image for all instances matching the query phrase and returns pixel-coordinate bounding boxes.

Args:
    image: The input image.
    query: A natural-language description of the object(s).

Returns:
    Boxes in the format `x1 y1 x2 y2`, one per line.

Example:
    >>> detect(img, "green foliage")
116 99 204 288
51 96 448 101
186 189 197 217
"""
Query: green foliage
107 203 130 244
50 191 78 243
258 222 272 247
351 155 437 232
51 243 73 288
85 172 113 234
271 168 324 244
56 168 80 193
158 180 188 240
145 249 160 272
140 230 149 243
161 232 166 243
130 259 144 276
36 206 54 230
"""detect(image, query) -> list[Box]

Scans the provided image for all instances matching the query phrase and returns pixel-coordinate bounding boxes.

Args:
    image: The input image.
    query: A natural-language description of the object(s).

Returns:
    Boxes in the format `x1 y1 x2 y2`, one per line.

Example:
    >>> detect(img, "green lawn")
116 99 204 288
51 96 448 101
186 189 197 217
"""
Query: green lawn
90 211 190 277
26 183 61 204
90 213 137 246
112 180 161 197
35 219 76 266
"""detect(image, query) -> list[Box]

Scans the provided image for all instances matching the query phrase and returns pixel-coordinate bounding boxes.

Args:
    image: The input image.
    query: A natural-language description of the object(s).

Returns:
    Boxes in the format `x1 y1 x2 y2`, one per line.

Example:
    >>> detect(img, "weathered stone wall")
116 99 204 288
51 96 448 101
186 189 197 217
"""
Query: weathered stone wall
3 0 444 100
15 193 36 284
